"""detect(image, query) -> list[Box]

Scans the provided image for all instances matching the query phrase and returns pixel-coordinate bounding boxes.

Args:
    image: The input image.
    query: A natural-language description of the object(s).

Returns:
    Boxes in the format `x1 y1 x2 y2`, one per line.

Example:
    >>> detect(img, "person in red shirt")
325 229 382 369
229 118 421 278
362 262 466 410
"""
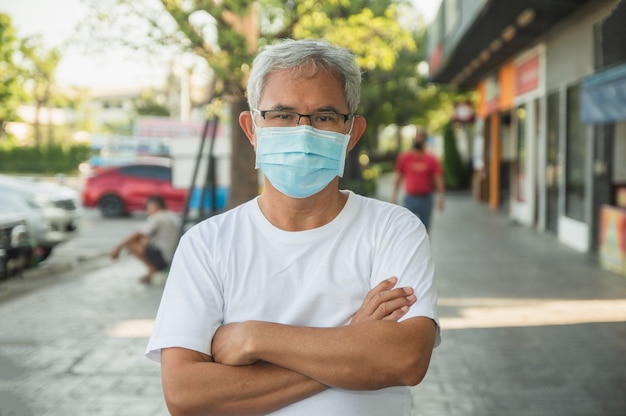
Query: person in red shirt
391 129 445 232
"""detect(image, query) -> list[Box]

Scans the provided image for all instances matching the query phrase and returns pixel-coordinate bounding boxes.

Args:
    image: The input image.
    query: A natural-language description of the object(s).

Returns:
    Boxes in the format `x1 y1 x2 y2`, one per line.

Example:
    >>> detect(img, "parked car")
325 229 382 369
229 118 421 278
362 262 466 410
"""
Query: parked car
0 210 33 279
0 176 82 262
81 158 188 218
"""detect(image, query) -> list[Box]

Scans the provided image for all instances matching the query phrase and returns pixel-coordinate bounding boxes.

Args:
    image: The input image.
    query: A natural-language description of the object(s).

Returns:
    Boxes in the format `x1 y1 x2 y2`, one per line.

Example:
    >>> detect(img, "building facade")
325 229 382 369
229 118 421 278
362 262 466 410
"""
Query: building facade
428 0 626 257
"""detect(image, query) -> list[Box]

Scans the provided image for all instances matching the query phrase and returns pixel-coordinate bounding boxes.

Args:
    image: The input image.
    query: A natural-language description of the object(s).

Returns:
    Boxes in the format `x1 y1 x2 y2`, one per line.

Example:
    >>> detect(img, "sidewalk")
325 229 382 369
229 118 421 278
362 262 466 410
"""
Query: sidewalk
405 192 626 415
0 257 169 416
1 182 625 415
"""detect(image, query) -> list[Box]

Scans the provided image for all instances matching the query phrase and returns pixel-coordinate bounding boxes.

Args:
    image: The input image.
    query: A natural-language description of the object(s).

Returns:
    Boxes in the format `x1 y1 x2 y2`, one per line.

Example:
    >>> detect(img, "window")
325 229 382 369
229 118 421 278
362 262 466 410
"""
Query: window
121 165 171 181
565 84 586 222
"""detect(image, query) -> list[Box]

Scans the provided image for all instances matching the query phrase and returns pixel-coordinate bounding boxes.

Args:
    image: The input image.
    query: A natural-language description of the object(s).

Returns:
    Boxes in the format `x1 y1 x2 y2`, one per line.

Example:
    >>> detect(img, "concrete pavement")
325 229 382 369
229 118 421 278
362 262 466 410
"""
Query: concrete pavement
1 181 625 415
0 257 168 416
410 193 626 415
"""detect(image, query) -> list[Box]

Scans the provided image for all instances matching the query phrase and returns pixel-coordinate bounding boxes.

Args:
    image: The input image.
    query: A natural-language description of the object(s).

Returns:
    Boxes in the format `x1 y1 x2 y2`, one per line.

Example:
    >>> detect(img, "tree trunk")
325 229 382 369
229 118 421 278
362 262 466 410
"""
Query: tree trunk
34 102 42 146
227 96 258 209
395 125 403 151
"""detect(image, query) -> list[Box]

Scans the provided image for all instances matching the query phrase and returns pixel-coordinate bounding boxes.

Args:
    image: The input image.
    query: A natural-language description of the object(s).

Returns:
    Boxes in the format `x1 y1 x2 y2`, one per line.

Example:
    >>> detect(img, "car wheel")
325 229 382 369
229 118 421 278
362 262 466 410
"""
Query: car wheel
98 195 125 218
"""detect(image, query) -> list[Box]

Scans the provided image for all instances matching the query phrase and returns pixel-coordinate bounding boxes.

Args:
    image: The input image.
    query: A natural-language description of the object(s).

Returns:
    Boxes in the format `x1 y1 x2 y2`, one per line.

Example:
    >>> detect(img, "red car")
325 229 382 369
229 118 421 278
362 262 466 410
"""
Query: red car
82 159 188 217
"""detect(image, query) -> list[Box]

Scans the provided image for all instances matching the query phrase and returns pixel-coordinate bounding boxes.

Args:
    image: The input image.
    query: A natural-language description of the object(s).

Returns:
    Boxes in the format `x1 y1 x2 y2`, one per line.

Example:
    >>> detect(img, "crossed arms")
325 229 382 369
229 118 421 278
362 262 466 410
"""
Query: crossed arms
161 277 438 416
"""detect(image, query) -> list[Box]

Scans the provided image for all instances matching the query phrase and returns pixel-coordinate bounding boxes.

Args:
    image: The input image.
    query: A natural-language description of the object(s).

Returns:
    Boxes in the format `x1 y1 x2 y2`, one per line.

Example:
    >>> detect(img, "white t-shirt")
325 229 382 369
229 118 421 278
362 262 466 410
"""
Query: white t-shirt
146 191 440 415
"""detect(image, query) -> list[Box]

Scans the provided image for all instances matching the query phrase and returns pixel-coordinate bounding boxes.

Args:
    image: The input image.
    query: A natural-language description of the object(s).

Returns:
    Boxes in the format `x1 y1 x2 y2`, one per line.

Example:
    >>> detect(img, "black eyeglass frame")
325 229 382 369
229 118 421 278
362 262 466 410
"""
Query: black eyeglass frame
252 109 354 125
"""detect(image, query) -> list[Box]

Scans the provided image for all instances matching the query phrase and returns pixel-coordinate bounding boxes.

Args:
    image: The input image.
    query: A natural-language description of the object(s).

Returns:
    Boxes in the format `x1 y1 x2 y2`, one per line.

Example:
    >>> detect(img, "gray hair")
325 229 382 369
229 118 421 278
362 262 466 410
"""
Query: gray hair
246 39 361 113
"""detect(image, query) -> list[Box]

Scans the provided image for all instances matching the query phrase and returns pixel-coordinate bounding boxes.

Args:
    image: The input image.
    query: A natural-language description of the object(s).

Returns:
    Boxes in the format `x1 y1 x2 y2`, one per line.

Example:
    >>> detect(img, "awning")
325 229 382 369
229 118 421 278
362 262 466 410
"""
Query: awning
581 64 626 124
429 0 591 86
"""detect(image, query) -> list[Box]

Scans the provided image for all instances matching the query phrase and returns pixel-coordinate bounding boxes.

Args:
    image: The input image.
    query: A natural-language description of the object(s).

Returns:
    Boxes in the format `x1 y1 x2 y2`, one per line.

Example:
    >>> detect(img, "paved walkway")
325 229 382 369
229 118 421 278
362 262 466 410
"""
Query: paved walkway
0 257 169 416
1 183 625 415
409 193 626 416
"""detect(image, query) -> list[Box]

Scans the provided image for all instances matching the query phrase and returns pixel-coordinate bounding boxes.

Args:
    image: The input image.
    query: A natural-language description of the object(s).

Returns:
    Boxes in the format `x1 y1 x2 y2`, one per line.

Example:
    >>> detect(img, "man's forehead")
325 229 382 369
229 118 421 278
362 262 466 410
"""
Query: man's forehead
266 65 339 82
259 67 348 110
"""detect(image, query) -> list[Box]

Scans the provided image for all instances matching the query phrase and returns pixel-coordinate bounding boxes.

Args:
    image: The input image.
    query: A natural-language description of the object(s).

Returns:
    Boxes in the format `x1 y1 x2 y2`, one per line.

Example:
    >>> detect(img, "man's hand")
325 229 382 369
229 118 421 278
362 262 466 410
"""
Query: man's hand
350 277 416 325
436 195 444 211
212 321 258 366
110 246 121 260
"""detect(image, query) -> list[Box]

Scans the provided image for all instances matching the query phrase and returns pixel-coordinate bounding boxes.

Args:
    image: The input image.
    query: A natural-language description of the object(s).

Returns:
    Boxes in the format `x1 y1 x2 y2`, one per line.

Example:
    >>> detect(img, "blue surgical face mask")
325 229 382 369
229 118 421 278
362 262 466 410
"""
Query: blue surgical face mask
254 125 351 198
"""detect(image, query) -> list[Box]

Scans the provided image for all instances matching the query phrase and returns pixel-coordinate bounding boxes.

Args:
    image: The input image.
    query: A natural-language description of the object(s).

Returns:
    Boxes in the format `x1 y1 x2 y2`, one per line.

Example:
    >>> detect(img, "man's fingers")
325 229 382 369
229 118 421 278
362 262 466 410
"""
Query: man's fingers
371 293 416 320
351 278 417 324
365 287 414 315
383 305 410 321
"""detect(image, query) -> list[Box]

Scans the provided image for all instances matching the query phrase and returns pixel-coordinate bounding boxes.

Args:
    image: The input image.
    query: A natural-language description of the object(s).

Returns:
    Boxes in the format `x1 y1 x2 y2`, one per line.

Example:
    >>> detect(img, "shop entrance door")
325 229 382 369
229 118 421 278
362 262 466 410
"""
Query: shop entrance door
545 92 560 233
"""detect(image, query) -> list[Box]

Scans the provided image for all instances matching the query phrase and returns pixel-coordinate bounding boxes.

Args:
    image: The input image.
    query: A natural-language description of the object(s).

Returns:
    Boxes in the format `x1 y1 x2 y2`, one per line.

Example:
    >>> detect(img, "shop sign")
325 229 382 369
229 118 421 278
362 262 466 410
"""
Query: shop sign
599 205 626 276
429 43 443 75
516 54 540 95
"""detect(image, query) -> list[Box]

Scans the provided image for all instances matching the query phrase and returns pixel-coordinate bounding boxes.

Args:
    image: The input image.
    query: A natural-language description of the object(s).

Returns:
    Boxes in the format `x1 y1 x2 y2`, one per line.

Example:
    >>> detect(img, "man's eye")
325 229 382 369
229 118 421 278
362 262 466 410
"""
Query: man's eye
272 112 296 120
314 113 338 123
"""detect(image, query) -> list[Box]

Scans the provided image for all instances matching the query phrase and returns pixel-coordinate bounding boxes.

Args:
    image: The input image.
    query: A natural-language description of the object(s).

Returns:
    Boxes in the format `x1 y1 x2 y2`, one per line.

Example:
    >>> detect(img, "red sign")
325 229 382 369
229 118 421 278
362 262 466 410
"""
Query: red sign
516 54 540 95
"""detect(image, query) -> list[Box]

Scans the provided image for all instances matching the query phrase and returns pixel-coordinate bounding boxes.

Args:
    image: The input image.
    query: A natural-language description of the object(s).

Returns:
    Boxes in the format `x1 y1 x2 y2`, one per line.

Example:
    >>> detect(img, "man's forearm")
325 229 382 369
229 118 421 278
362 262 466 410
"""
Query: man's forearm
434 175 445 195
161 348 326 416
222 317 437 391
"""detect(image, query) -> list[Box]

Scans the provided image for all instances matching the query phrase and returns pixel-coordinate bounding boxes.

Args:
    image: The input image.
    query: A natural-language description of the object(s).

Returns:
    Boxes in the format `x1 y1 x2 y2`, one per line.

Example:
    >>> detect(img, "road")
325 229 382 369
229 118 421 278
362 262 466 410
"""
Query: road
0 208 148 303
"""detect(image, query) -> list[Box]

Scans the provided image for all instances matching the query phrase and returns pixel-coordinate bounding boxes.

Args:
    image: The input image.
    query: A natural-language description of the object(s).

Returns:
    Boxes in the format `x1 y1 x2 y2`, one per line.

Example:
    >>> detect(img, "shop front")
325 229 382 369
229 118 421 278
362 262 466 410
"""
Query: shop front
475 66 516 211
511 46 546 227
580 0 626 269
581 63 626 275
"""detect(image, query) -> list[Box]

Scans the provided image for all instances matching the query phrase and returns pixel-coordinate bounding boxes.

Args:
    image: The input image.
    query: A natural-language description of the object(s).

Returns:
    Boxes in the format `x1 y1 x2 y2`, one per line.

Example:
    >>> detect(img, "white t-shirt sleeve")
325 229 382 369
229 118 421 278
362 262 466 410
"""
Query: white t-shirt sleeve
370 206 441 346
145 225 224 362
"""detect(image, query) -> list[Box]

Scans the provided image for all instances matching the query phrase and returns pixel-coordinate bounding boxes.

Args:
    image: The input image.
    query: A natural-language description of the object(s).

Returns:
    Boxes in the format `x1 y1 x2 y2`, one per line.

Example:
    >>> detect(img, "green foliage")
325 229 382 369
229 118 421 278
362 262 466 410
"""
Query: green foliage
16 35 65 145
442 122 468 190
0 14 25 128
135 90 170 116
0 143 91 174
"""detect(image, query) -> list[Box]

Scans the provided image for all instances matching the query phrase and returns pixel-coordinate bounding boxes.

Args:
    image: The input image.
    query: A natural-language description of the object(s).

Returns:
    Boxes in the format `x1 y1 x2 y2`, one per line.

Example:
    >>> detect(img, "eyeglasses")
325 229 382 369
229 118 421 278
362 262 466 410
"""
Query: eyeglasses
252 109 353 132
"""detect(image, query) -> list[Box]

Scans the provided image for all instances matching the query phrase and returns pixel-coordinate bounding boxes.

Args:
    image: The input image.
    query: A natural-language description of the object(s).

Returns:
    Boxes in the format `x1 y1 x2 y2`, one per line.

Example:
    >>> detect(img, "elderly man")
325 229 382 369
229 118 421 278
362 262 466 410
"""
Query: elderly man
146 39 440 415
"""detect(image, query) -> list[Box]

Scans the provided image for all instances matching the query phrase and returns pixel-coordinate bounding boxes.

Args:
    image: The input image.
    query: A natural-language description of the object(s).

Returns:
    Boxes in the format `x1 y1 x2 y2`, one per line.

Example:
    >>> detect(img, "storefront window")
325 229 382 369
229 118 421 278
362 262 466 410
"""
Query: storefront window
516 105 526 202
565 84 587 222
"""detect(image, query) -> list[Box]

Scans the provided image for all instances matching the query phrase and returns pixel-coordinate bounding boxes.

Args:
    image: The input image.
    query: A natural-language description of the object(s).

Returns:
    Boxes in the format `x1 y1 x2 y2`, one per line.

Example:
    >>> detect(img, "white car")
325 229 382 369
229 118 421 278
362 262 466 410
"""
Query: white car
0 176 81 262
0 210 32 278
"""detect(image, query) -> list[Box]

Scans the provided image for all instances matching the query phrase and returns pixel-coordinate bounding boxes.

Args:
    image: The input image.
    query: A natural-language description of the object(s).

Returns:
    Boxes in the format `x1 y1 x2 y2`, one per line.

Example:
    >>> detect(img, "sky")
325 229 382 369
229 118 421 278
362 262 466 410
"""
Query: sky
1 0 442 89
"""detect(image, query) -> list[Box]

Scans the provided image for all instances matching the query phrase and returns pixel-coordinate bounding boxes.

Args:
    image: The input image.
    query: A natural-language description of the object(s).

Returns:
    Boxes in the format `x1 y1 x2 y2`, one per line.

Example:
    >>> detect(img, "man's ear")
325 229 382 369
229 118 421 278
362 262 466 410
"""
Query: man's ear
239 111 256 146
347 115 366 151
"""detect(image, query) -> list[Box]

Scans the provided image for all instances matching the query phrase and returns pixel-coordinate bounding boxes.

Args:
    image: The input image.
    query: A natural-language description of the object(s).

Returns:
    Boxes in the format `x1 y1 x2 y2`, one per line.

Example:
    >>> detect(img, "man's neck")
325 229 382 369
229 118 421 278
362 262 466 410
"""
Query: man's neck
257 184 348 232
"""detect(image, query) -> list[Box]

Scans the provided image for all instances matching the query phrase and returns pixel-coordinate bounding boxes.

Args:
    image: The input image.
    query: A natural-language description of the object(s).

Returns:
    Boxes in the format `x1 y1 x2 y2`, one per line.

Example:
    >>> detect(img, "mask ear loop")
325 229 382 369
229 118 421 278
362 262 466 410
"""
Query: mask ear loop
346 115 355 135
251 110 259 130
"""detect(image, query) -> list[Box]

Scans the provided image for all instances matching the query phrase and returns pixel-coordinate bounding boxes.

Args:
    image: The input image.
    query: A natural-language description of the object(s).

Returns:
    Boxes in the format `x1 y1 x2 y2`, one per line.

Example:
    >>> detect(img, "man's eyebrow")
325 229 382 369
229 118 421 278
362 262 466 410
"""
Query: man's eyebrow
267 104 295 111
266 104 344 113
316 105 343 113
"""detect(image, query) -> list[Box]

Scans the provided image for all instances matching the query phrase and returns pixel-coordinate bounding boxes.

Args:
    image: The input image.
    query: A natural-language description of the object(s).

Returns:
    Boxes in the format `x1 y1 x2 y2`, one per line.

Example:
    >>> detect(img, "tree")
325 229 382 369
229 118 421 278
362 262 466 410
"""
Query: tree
0 14 25 138
442 121 468 190
135 89 171 117
17 36 63 146
78 0 418 207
